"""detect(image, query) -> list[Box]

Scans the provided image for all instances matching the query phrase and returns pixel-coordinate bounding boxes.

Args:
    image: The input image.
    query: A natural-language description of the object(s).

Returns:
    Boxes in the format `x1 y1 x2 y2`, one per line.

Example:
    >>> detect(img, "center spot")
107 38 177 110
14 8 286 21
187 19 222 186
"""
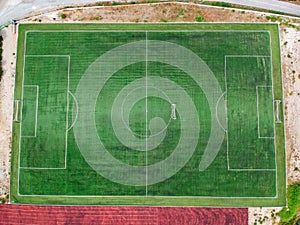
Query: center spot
128 96 171 138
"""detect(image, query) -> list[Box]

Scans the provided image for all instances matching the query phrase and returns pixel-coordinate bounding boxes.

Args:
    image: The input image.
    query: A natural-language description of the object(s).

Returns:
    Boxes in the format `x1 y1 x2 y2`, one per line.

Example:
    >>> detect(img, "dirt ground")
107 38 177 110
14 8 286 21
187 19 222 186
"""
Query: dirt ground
0 25 17 200
280 0 300 6
1 2 300 224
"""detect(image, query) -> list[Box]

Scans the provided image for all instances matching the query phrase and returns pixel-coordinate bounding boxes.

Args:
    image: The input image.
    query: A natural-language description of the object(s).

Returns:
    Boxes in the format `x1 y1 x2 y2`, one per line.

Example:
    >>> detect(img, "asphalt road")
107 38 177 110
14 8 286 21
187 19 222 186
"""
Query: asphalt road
0 0 299 28
0 0 103 28
212 0 300 16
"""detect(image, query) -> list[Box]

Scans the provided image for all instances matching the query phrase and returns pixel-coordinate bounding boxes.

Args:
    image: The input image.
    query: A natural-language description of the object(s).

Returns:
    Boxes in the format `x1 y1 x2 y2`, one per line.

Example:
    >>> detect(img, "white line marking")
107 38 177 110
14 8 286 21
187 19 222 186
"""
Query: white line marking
20 167 66 170
26 30 271 33
17 30 279 199
229 168 276 172
18 31 27 195
65 55 70 169
269 31 279 197
278 23 287 204
256 86 261 138
26 55 70 57
67 91 79 131
145 31 148 197
35 85 39 137
16 193 278 199
224 56 230 170
226 55 271 58
216 91 227 132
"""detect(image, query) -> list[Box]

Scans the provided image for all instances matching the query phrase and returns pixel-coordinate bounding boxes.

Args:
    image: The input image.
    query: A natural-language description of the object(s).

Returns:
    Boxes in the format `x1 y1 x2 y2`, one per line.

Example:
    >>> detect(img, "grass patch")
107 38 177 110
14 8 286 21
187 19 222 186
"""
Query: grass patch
266 15 279 22
195 16 204 22
202 1 297 16
60 14 67 19
278 183 300 224
203 1 233 8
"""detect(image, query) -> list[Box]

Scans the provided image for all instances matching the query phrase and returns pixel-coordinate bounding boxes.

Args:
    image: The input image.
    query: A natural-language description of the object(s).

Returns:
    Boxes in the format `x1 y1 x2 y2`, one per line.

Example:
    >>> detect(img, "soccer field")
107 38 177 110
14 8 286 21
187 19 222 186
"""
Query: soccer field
10 23 286 206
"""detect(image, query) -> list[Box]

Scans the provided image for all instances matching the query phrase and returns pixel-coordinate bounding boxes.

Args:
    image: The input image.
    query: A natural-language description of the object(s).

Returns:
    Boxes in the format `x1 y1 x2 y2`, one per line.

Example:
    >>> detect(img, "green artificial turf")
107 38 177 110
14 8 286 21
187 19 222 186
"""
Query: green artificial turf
10 23 285 206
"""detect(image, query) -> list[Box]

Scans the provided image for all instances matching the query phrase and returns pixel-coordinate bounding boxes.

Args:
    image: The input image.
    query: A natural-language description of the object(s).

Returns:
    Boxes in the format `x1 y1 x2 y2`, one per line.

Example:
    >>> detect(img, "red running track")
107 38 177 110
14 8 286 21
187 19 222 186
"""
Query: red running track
0 204 248 225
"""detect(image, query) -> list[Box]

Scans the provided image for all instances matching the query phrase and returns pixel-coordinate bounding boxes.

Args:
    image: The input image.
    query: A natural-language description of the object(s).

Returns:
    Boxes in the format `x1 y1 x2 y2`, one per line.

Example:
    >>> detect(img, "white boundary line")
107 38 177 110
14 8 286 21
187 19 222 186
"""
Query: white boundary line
20 85 38 138
256 85 275 139
18 54 70 176
229 168 276 172
269 31 279 198
225 55 277 173
16 193 278 199
145 31 148 197
25 55 70 58
224 56 229 170
17 32 27 196
17 30 279 199
278 23 287 205
25 30 271 33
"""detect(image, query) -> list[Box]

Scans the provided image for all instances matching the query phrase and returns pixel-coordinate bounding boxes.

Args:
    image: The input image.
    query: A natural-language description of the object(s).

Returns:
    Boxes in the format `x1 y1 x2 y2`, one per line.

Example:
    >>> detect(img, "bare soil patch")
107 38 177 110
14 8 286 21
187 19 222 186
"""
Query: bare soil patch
0 25 17 199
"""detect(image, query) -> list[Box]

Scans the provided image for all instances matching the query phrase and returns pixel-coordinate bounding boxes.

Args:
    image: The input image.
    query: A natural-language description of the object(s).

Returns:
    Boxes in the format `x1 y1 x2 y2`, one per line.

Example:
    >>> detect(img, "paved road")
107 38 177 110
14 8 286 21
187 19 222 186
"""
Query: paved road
0 0 104 28
211 0 300 16
0 0 300 28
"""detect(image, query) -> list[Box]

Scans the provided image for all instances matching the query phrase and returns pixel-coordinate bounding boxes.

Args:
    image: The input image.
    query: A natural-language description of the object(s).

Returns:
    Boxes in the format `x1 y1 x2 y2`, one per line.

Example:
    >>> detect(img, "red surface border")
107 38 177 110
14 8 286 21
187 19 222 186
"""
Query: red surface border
0 204 248 225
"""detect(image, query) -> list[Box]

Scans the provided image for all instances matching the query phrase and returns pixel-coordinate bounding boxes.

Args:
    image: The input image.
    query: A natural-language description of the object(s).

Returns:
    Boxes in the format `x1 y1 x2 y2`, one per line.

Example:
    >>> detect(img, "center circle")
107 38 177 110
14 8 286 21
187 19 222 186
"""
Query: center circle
121 86 172 138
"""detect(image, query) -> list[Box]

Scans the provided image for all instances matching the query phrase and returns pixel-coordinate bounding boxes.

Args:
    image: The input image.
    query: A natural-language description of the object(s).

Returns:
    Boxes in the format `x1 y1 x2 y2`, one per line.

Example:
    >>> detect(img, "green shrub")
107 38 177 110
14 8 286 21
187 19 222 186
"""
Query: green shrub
60 14 67 19
195 16 204 22
111 2 120 6
211 2 233 7
278 183 300 224
266 15 278 22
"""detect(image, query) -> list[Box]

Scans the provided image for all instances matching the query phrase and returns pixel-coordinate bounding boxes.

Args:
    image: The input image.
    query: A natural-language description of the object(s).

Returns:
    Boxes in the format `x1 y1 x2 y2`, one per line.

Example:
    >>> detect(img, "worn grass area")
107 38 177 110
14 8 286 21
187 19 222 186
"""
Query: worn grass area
10 23 285 206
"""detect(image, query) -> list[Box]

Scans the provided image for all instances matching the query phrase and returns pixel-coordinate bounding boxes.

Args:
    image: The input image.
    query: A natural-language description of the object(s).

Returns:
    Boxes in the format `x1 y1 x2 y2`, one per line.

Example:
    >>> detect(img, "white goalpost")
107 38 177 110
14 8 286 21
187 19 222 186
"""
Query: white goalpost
171 103 176 120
